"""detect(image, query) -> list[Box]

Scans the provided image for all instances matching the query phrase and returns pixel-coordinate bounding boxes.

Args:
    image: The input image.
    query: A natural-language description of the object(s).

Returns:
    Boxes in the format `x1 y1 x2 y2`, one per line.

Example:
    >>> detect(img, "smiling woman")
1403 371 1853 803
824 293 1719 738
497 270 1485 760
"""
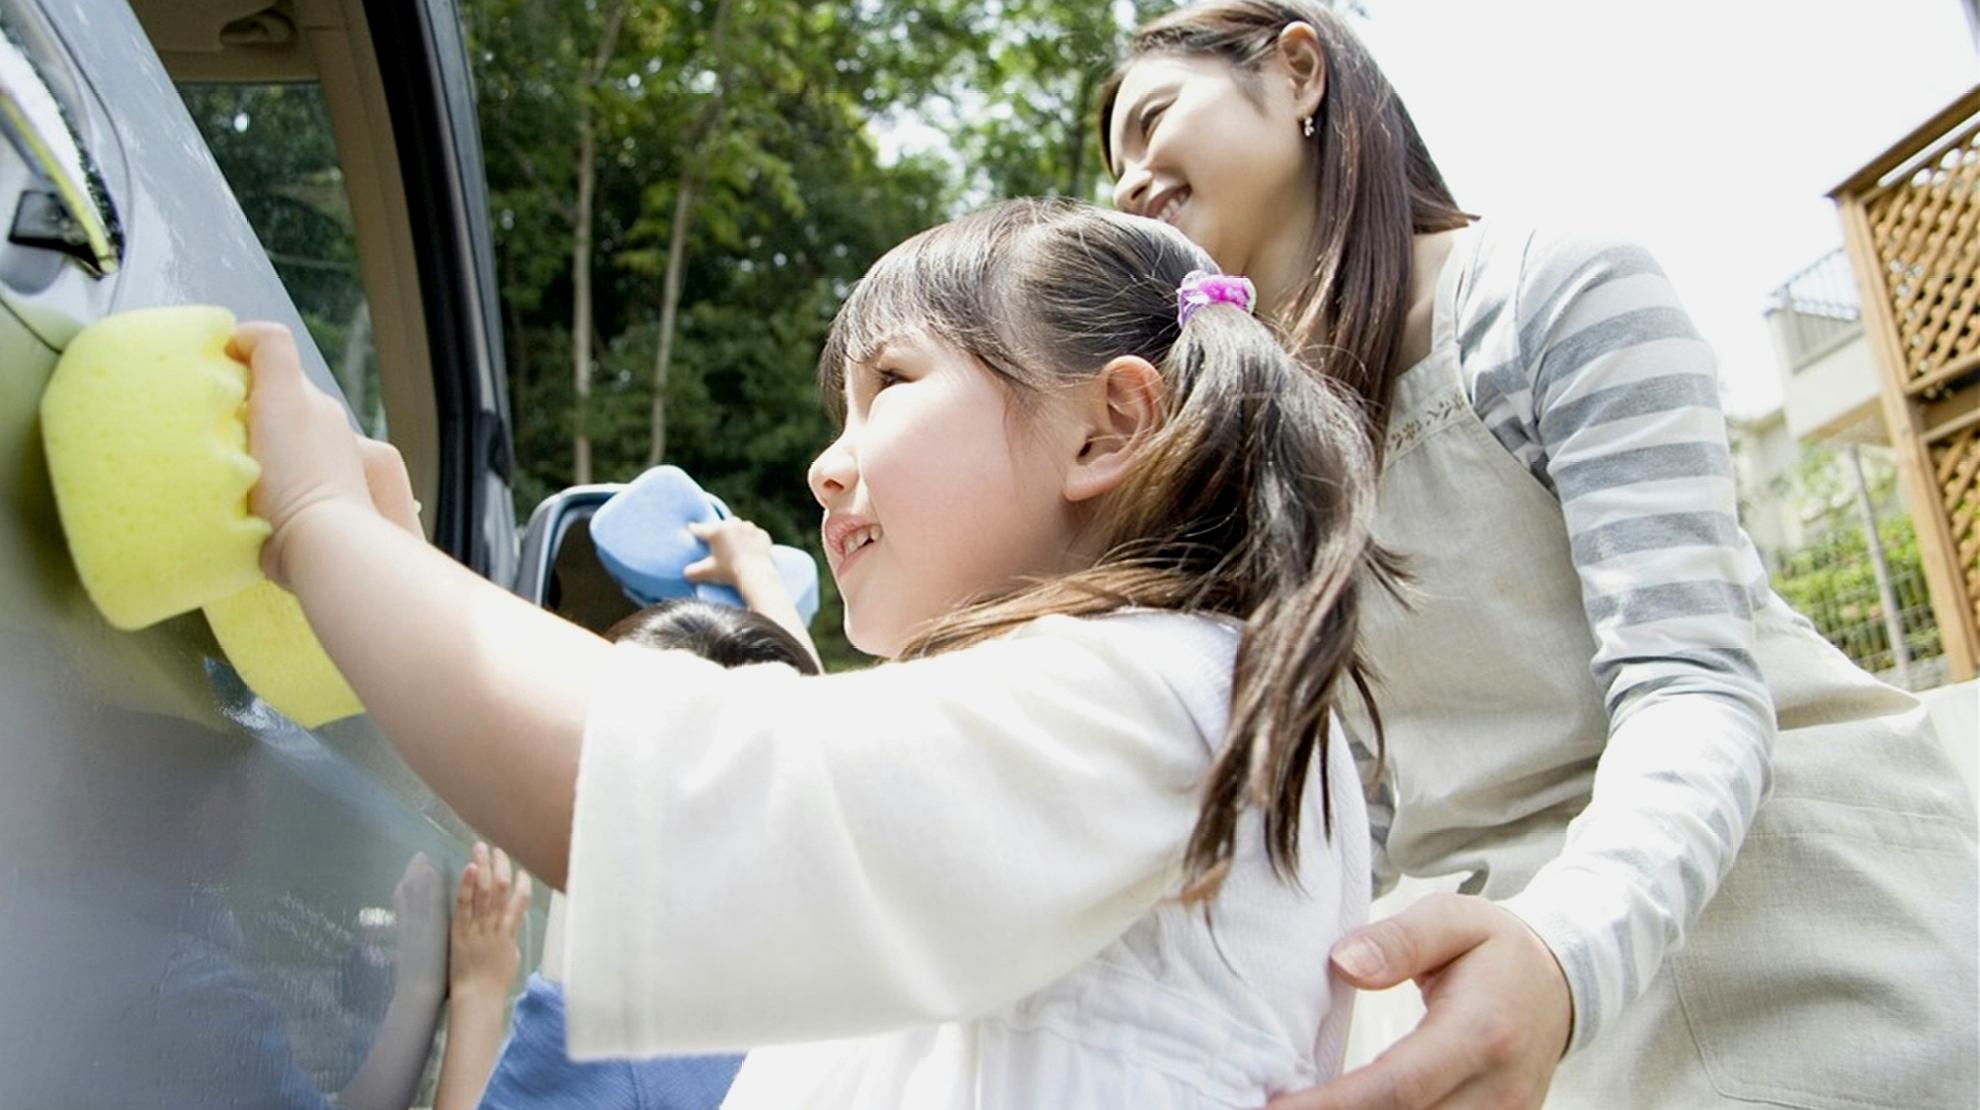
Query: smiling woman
1098 4 1979 1110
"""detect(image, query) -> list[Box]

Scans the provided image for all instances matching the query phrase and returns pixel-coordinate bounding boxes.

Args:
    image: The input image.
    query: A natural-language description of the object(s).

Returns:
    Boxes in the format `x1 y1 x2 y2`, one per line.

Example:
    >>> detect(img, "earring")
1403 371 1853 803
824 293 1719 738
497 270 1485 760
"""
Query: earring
1302 115 1315 139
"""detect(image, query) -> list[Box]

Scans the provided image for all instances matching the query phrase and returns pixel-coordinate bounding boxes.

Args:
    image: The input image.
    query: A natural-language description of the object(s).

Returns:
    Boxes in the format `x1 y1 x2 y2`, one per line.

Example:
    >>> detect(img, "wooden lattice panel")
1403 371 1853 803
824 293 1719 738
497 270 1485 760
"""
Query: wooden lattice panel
1864 127 1980 390
1836 84 1980 679
1936 425 1980 624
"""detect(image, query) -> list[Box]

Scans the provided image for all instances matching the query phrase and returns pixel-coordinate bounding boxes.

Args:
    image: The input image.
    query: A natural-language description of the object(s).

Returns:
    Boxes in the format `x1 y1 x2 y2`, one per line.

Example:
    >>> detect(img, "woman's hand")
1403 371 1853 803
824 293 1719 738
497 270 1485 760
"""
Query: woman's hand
1270 894 1571 1110
683 518 778 589
449 842 532 1002
230 322 375 583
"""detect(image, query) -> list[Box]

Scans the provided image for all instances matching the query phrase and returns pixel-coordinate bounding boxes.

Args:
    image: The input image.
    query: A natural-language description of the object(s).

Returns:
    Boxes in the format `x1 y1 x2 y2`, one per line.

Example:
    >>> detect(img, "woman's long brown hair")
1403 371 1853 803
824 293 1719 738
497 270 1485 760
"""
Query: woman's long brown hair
818 199 1383 900
1099 0 1470 444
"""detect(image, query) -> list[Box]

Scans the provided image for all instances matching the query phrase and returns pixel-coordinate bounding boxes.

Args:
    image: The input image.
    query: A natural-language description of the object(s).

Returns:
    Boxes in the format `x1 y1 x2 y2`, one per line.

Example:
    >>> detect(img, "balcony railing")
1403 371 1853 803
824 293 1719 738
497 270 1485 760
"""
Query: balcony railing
1767 247 1863 372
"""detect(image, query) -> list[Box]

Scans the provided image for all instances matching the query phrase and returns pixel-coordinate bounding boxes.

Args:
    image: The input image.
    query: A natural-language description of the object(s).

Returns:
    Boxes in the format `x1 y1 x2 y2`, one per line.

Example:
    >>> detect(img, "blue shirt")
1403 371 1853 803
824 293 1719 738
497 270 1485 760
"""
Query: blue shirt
479 974 741 1110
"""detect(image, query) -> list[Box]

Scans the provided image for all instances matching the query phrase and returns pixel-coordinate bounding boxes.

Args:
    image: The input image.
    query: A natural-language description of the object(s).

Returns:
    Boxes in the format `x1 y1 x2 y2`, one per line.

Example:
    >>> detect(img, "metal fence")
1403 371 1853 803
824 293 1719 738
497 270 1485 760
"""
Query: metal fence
1768 453 1947 692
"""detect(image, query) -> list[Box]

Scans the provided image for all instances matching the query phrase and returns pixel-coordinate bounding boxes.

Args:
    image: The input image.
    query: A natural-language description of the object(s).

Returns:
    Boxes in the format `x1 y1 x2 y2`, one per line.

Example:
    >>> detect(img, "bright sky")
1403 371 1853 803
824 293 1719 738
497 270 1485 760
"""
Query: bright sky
881 2 1973 417
1353 0 1976 417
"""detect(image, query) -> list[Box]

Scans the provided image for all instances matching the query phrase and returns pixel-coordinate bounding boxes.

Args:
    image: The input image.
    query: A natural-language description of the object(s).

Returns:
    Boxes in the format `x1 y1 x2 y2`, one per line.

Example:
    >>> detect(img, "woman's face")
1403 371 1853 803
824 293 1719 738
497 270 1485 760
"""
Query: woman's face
1107 53 1312 281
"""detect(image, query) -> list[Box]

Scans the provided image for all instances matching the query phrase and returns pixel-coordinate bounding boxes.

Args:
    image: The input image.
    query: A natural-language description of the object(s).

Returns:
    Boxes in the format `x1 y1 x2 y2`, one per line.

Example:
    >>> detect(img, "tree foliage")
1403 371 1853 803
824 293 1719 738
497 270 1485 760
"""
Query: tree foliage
463 1 1366 665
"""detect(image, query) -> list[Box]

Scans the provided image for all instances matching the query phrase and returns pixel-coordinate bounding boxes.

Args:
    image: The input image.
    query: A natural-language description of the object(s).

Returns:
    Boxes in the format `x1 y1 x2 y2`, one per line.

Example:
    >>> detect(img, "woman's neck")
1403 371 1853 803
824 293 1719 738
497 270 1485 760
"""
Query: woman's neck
1257 216 1465 375
1394 226 1464 373
1251 204 1321 325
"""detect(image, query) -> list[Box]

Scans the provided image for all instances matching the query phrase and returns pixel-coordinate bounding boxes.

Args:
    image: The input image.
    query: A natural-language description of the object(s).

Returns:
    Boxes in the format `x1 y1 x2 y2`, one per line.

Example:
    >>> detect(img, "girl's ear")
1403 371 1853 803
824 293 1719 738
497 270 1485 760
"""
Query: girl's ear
1064 356 1164 503
1276 21 1326 120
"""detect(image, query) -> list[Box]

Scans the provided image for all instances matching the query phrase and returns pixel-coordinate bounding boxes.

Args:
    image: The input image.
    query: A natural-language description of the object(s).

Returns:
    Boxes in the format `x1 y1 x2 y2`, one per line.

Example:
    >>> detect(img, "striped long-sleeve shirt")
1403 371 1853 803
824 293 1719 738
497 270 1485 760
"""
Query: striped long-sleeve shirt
1362 224 1777 1054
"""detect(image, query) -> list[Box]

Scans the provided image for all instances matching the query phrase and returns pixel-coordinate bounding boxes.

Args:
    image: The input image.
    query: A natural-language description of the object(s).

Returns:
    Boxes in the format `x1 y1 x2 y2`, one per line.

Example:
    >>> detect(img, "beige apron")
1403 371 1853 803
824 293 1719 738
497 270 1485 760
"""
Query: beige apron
1336 225 1979 1108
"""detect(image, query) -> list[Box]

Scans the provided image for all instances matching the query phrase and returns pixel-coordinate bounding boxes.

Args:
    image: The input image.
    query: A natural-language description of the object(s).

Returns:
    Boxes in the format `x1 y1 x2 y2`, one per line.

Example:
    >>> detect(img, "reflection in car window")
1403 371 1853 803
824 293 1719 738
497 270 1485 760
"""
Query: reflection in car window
0 27 121 273
178 83 385 438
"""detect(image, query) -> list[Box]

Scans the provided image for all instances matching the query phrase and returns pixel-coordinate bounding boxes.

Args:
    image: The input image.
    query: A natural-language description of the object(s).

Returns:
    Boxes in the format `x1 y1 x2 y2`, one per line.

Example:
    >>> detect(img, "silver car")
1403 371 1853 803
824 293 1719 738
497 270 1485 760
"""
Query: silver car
0 0 562 1104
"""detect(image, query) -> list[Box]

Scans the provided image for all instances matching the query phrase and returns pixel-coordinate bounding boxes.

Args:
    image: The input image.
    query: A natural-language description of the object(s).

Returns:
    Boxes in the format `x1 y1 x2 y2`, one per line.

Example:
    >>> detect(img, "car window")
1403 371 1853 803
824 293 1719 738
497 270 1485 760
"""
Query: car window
178 82 385 438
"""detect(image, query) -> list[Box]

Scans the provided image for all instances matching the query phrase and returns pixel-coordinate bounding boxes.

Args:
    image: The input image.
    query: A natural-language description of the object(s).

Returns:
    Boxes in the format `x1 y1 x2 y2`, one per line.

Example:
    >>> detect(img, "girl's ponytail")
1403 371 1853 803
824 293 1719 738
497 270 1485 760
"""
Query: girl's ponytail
825 198 1386 902
1104 306 1385 897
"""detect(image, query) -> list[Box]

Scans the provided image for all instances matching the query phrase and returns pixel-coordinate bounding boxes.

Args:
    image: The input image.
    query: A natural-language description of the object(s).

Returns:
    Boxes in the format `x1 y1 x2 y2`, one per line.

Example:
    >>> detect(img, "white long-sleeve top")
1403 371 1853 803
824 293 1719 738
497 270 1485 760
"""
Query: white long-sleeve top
562 610 1368 1107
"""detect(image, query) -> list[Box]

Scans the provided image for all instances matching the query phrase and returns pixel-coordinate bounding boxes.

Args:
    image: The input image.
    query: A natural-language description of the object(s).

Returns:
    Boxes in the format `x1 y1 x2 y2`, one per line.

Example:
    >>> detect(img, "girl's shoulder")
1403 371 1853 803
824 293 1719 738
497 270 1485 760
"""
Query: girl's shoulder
1000 610 1240 750
1005 608 1240 660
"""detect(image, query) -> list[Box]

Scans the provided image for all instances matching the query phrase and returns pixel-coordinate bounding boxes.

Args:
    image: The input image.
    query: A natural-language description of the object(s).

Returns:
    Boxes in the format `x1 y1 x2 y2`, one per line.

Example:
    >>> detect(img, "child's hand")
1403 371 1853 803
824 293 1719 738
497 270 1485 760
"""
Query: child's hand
229 322 374 582
391 852 449 1004
684 517 820 670
359 439 423 537
684 518 778 589
449 842 532 1003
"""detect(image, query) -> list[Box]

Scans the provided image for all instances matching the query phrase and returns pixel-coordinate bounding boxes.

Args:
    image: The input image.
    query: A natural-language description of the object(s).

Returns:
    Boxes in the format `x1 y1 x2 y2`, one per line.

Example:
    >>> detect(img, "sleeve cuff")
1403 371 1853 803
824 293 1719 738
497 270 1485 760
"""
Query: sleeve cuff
1499 882 1601 1056
561 643 724 1059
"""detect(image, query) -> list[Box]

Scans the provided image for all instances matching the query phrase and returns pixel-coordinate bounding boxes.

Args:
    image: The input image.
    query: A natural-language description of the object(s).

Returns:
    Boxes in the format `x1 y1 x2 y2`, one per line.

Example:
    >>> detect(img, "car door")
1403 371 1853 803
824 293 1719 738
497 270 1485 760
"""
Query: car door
0 1 524 1105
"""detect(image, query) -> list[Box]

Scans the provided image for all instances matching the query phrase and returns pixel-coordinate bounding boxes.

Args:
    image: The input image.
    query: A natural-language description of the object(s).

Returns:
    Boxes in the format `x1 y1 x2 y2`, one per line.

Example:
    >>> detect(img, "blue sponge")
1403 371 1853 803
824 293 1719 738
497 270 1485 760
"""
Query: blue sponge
588 465 818 625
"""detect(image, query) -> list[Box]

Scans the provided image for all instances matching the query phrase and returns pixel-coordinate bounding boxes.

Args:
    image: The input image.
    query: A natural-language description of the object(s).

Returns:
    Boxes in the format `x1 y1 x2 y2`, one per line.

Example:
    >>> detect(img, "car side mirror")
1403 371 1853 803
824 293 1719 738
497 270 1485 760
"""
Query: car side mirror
512 484 645 635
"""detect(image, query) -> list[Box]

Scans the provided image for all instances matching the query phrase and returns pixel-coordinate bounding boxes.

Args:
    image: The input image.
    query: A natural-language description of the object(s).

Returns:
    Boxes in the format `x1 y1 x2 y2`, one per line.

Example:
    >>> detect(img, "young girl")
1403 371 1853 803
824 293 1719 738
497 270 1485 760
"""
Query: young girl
232 198 1383 1105
1101 4 1978 1108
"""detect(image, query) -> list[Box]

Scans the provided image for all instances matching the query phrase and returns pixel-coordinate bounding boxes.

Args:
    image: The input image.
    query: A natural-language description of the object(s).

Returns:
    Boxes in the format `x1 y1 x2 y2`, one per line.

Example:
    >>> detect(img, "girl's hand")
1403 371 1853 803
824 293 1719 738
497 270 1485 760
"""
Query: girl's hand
1269 894 1571 1110
449 842 532 1003
359 439 423 537
389 852 449 1004
229 322 374 583
684 518 778 590
685 517 822 671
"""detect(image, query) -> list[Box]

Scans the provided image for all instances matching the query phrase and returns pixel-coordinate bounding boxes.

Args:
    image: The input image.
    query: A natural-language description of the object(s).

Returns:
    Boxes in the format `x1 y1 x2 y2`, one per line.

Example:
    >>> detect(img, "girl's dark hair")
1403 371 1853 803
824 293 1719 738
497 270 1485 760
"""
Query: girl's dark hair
1098 0 1470 445
605 598 820 676
818 198 1382 901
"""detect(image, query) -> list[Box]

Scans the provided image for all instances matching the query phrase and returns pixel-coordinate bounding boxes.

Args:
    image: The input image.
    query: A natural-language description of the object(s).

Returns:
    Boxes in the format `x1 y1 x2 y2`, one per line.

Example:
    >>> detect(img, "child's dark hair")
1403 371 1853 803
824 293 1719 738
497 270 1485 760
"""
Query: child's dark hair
604 598 820 676
818 197 1385 902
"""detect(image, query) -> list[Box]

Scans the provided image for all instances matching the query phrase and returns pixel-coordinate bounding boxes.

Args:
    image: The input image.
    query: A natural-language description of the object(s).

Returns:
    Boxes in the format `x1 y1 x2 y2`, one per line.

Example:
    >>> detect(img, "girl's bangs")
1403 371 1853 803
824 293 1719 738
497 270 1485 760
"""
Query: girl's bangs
817 217 1014 422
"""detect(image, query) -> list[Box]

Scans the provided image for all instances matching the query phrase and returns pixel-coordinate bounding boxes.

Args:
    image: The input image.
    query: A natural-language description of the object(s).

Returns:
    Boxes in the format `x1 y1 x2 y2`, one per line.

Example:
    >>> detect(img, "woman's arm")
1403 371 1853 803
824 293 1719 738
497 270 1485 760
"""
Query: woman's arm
1492 227 1773 1053
1276 229 1773 1110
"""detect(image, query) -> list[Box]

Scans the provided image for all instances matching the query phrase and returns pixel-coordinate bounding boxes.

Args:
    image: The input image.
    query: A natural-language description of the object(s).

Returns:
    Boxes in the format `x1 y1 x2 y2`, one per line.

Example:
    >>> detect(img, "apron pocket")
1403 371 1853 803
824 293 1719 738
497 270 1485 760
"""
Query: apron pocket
1668 794 1977 1109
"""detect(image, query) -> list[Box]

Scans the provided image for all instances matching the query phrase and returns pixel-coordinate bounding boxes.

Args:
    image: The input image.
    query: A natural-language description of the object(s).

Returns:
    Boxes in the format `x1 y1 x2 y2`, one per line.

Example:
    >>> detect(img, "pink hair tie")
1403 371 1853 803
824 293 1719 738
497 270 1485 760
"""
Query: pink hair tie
1176 270 1258 329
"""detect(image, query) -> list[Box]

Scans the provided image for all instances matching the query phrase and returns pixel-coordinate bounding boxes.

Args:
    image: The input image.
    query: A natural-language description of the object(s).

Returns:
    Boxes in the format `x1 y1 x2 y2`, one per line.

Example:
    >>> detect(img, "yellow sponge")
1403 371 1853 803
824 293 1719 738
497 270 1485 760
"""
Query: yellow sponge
40 305 364 727
39 305 267 630
204 579 362 728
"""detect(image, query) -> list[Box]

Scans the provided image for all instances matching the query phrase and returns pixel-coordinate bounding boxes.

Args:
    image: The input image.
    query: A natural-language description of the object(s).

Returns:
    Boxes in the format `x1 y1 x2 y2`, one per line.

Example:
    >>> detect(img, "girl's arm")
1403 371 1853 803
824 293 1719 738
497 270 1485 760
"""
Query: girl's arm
235 323 603 889
433 845 531 1110
237 324 1224 1053
683 517 823 670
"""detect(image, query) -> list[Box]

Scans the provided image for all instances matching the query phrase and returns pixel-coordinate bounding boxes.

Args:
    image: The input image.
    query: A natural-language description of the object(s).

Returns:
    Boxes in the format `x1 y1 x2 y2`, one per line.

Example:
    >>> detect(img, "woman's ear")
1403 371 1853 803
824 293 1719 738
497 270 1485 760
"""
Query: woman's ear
1064 356 1164 503
1276 21 1326 120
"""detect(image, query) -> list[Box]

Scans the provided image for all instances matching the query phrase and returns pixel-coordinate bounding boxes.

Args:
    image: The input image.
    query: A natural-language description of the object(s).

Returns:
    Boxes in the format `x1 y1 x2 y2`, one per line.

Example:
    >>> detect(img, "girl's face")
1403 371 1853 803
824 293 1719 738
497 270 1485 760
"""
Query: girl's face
1107 53 1312 283
808 333 1087 658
